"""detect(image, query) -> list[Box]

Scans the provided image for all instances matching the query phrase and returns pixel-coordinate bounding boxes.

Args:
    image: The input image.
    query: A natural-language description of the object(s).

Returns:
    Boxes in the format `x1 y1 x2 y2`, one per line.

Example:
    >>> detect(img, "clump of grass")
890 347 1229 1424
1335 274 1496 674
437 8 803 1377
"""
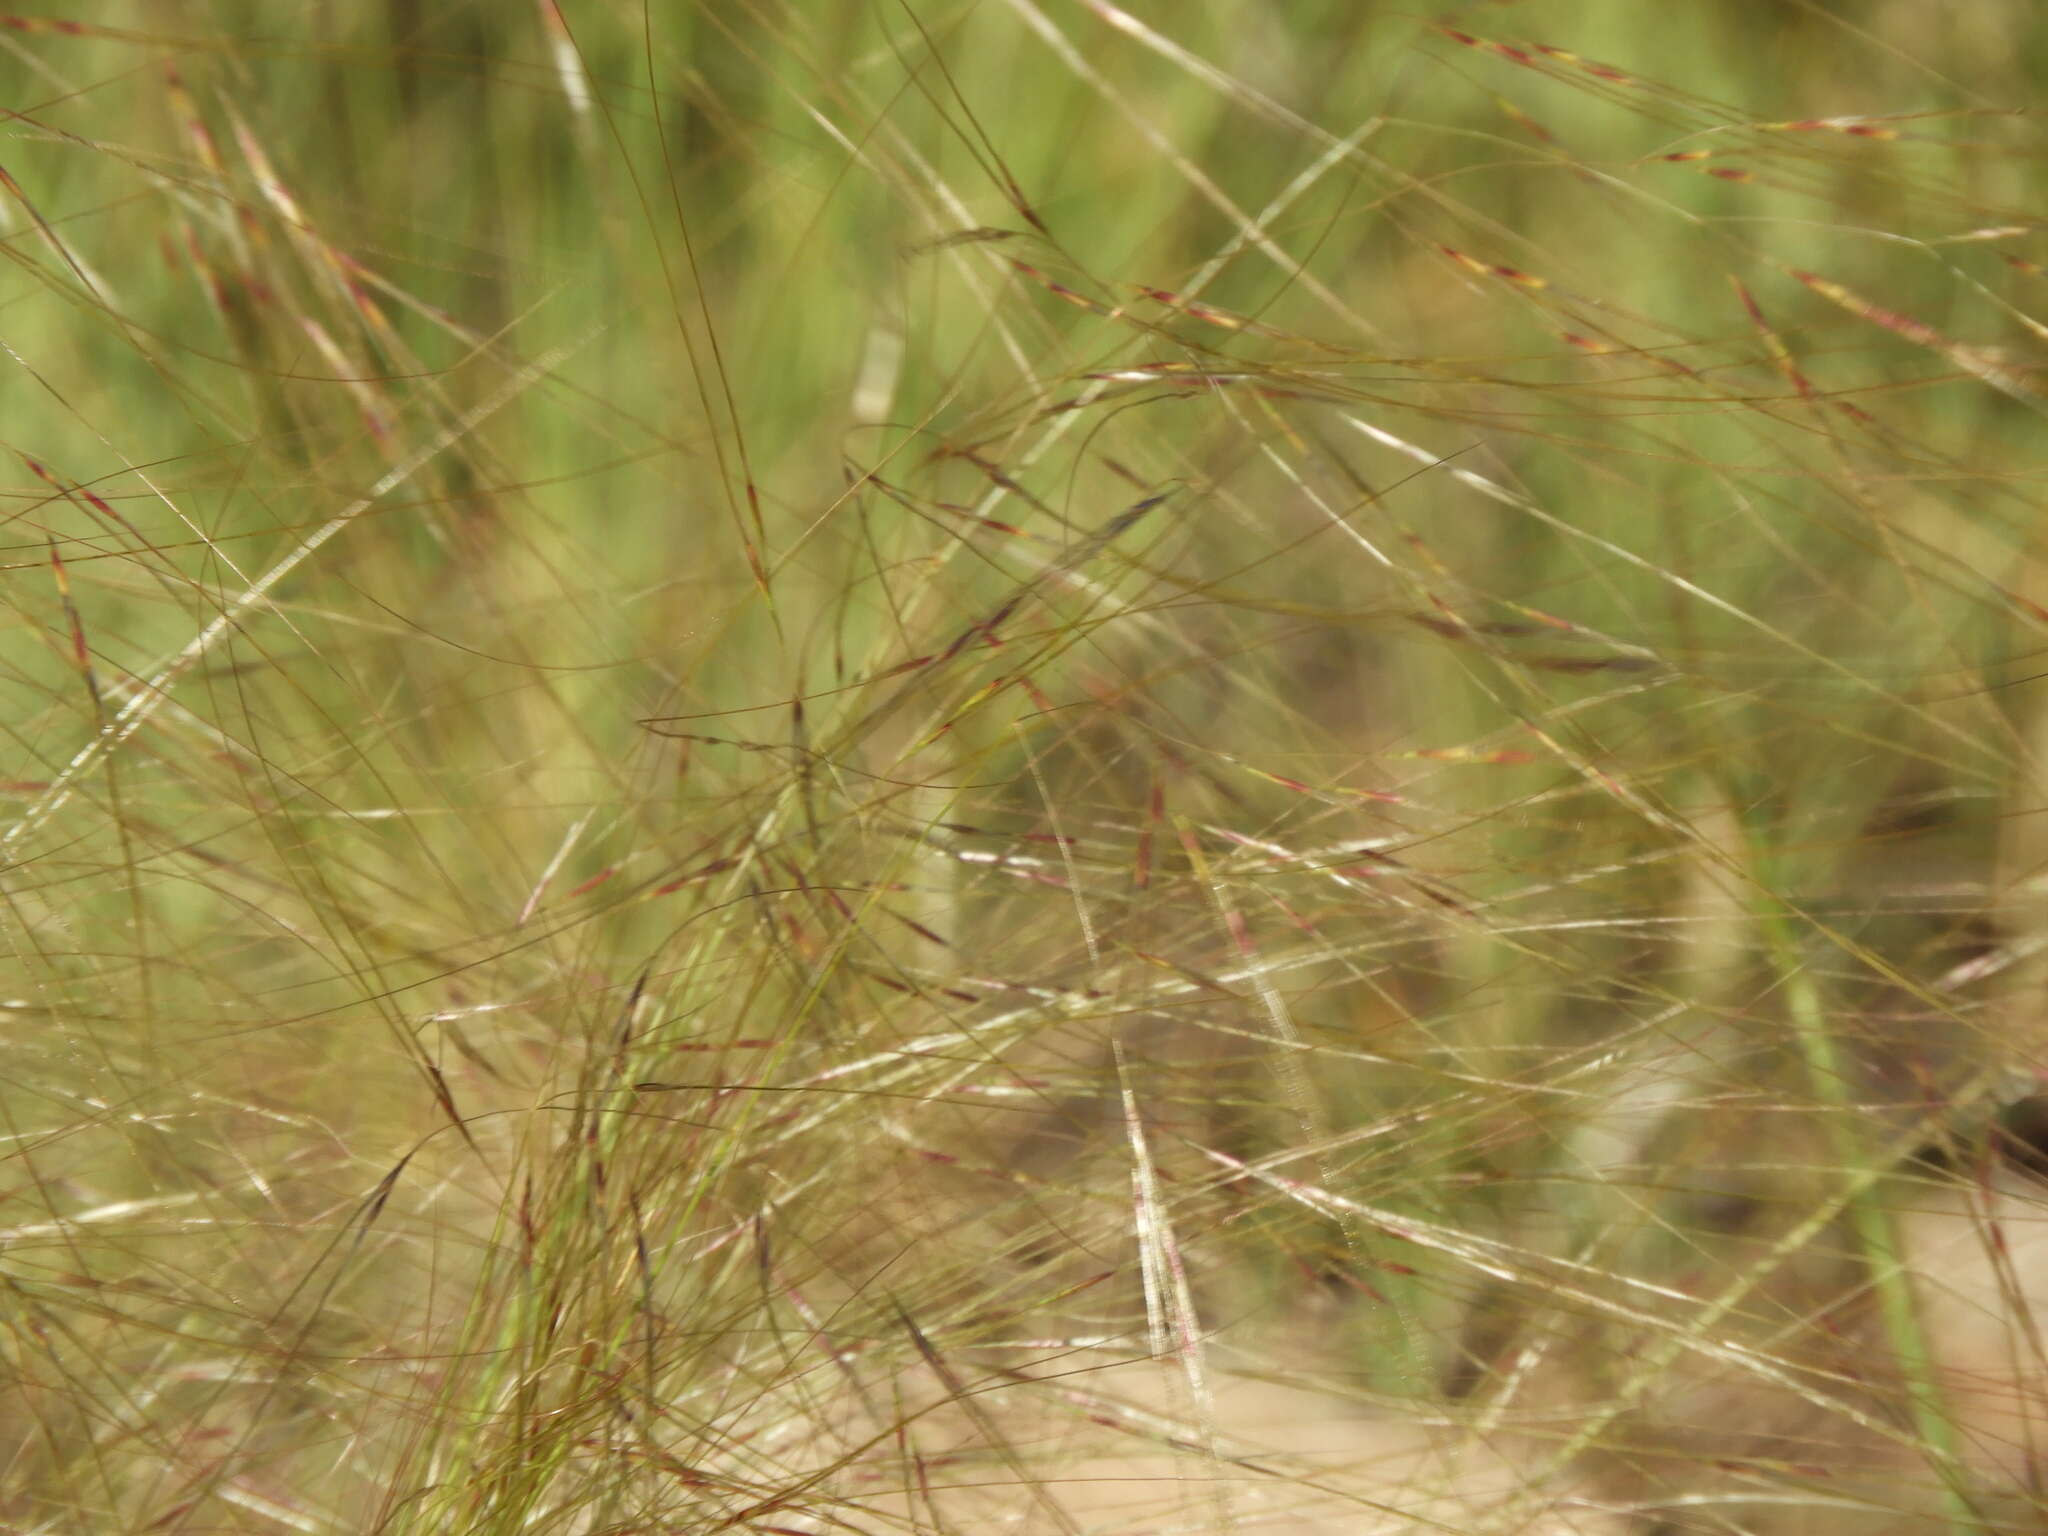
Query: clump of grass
5 4 2048 1533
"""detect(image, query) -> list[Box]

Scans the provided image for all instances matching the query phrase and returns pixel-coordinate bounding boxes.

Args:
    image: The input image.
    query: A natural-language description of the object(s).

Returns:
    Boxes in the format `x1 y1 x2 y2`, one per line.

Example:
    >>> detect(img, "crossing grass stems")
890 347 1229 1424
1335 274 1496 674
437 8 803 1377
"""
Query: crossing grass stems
4 3 2048 1532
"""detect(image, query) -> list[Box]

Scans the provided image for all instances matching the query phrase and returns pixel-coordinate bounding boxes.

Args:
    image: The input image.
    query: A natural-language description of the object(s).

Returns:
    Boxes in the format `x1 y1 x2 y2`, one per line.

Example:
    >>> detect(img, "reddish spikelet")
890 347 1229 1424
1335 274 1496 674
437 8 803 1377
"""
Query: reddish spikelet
778 858 831 939
1223 905 1253 957
0 162 99 296
2004 253 2046 278
1994 583 2048 627
338 250 466 337
1441 28 1630 82
948 591 1022 656
1791 267 2039 398
1009 259 1110 314
1238 762 1401 804
671 1039 778 1052
744 478 767 543
1732 277 1818 403
1256 768 1313 795
423 1062 481 1158
335 254 401 347
1004 174 1047 234
1136 284 1226 323
0 15 100 36
1134 778 1162 890
564 867 615 900
1441 244 1489 277
1412 747 1539 765
1732 277 1769 329
1773 117 1900 140
1409 609 1467 641
1268 894 1321 937
1792 268 1946 350
47 540 100 715
1350 781 1409 804
934 627 975 667
229 105 418 354
1126 283 1325 347
235 204 268 266
890 910 950 948
1400 533 1455 580
163 65 224 177
1534 43 1630 81
782 911 820 960
1441 245 1547 288
299 316 395 452
743 538 770 597
653 855 738 896
1494 94 1557 144
926 499 1029 535
230 113 305 229
23 455 146 545
1663 150 1713 162
931 443 1053 514
1503 601 1579 632
1707 166 1752 182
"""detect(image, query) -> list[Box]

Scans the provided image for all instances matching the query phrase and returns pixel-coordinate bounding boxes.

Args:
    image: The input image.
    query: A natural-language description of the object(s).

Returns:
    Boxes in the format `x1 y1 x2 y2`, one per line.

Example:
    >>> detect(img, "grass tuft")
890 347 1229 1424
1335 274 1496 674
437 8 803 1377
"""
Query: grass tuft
5 5 2048 1533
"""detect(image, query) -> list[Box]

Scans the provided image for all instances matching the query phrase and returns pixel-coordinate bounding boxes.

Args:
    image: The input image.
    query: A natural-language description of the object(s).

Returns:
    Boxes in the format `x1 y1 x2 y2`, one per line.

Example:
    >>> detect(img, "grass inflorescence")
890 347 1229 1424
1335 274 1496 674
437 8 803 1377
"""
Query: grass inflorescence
5 4 2048 1532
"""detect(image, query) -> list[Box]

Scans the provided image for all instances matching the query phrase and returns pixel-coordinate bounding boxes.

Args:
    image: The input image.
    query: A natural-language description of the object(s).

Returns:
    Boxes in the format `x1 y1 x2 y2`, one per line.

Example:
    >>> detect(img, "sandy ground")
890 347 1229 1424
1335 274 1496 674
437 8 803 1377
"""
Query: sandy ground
757 1162 2048 1535
810 1351 1632 1536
